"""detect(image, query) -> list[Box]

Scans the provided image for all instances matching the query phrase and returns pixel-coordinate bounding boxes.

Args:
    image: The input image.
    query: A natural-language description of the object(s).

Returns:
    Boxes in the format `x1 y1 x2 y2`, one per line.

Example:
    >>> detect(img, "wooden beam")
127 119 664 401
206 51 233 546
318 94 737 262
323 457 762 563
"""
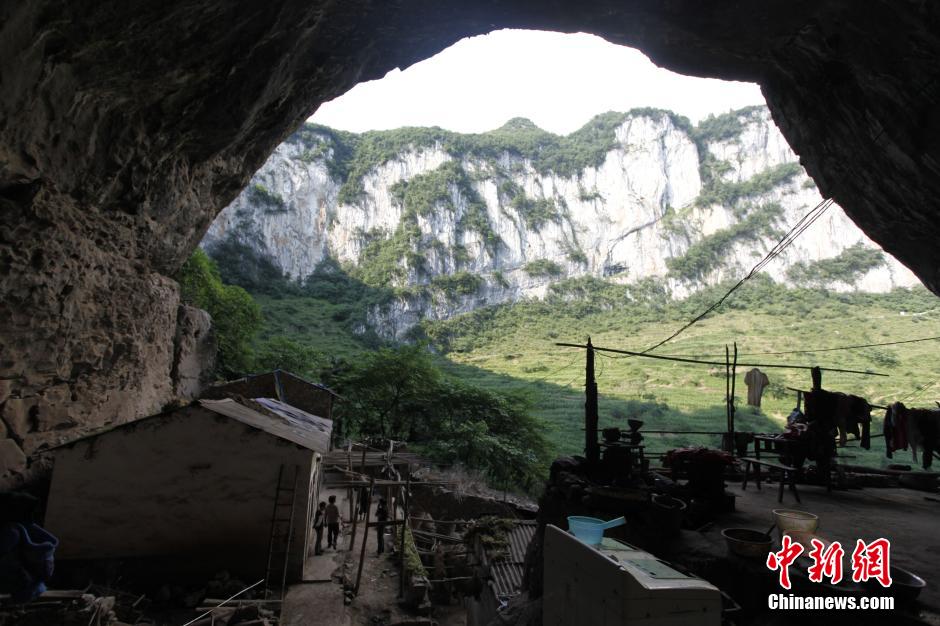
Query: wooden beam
399 476 410 599
354 477 374 596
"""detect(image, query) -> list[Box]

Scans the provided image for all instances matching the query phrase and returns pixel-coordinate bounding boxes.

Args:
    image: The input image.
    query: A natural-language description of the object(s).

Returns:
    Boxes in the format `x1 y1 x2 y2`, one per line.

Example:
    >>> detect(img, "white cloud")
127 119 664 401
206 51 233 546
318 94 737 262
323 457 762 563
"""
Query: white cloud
310 30 765 135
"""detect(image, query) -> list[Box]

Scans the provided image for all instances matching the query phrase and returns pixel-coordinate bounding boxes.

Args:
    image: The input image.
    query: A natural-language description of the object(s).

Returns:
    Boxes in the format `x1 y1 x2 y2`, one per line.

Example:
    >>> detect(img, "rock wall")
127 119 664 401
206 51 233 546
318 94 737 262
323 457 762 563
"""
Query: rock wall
2 0 939 486
204 108 919 338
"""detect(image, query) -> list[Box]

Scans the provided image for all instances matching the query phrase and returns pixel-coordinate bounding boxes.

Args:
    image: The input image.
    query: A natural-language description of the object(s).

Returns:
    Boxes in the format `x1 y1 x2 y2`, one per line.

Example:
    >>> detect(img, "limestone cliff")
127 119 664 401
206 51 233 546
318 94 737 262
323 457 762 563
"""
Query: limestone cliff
204 107 919 337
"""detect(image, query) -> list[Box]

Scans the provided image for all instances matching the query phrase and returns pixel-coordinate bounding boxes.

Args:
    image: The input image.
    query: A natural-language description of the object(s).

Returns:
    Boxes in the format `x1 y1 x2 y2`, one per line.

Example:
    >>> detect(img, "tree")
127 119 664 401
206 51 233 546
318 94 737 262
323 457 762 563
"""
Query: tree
253 337 325 380
326 344 551 492
176 249 262 378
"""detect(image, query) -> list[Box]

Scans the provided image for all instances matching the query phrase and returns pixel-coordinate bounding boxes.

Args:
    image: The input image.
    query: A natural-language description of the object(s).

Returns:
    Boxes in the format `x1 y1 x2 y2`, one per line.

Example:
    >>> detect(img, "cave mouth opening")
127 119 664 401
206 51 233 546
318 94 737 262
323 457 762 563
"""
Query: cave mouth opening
308 29 766 137
196 23 924 470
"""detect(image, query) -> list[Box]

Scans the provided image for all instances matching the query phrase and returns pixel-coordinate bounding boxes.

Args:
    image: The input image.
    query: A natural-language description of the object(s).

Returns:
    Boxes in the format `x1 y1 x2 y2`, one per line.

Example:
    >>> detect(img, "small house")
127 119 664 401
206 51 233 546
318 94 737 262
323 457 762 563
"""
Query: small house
43 391 334 584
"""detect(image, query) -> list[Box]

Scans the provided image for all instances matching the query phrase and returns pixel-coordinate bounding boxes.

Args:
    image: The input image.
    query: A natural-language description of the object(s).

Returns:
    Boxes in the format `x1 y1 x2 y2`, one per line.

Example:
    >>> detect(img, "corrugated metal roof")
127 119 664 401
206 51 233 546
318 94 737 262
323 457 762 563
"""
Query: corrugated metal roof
209 370 342 398
199 397 332 453
488 520 536 599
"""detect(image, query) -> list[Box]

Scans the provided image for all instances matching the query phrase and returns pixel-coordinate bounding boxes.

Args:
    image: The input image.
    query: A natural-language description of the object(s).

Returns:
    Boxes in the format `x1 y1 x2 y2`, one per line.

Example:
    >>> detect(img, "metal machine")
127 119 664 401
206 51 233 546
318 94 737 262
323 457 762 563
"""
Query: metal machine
543 525 722 625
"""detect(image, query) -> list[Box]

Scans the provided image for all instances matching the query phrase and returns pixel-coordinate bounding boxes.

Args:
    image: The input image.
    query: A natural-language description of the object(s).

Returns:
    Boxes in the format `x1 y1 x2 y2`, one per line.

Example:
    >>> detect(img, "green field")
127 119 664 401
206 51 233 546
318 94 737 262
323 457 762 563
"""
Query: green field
425 283 940 468
249 276 940 470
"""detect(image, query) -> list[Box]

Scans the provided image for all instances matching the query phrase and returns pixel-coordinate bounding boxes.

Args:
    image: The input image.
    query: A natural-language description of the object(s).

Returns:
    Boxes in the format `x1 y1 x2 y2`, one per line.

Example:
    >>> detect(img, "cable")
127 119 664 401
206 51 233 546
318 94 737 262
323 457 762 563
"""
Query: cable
899 377 940 403
640 198 834 354
658 334 940 359
530 352 582 385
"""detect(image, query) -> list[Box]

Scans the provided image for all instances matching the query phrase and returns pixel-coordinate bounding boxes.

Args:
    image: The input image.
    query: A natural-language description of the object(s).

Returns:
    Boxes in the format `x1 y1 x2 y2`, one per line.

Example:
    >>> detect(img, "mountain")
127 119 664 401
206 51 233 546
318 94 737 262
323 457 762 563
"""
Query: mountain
202 106 918 338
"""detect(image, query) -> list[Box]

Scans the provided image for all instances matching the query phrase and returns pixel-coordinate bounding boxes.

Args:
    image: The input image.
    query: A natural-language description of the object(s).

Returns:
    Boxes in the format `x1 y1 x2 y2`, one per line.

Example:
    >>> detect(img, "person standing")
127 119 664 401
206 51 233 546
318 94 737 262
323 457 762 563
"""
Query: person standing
325 495 341 549
312 501 326 555
357 486 369 521
375 497 389 555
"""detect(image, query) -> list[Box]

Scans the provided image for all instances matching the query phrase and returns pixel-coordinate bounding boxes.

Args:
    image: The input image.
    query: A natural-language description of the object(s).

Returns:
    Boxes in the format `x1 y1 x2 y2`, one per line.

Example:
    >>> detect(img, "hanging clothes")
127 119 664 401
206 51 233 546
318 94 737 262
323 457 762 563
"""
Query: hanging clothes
802 389 838 463
884 402 909 459
913 409 940 469
805 388 871 449
839 394 872 449
744 368 770 407
884 402 940 469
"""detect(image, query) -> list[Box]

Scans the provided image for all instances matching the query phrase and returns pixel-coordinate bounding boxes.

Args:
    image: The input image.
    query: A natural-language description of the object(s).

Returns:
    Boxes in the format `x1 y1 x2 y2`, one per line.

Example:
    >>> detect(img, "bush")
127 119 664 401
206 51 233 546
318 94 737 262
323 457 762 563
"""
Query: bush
666 203 785 281
253 337 325 379
696 162 803 207
248 183 286 212
176 249 262 377
786 243 885 285
523 259 563 278
430 272 484 299
509 193 560 230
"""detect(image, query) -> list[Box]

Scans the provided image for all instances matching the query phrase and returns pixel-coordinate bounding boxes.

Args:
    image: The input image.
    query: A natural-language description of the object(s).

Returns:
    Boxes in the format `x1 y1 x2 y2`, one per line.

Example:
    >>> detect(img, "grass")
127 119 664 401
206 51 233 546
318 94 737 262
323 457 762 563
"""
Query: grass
425 284 940 468
253 293 383 358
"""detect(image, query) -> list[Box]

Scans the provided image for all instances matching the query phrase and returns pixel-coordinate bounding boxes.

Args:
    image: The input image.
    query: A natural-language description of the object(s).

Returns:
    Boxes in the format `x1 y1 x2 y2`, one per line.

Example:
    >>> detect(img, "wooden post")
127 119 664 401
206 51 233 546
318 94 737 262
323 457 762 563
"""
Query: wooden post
346 443 353 522
399 476 410 598
725 345 732 453
348 485 360 554
354 477 375 596
730 342 738 447
585 337 599 465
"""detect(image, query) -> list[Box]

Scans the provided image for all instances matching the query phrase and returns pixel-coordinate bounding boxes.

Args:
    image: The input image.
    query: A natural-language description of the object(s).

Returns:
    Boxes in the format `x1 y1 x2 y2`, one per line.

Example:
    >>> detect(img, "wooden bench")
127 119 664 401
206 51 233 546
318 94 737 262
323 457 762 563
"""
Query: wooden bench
740 457 801 504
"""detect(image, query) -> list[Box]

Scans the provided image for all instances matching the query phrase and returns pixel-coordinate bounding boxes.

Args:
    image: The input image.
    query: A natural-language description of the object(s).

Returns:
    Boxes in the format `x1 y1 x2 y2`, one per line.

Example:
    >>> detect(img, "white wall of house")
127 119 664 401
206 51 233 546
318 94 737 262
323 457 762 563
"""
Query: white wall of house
44 406 316 581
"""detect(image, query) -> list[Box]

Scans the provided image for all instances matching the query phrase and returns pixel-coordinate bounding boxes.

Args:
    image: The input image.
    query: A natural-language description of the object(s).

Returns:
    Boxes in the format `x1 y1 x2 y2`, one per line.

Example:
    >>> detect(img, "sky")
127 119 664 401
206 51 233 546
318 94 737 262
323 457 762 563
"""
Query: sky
310 30 765 136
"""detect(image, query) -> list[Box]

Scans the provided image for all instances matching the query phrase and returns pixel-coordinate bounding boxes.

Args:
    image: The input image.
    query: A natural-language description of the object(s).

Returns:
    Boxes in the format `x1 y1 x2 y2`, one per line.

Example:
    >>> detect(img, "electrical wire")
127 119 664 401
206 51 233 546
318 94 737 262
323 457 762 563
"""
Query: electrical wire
640 198 834 354
658 334 940 359
530 352 582 385
899 377 940 403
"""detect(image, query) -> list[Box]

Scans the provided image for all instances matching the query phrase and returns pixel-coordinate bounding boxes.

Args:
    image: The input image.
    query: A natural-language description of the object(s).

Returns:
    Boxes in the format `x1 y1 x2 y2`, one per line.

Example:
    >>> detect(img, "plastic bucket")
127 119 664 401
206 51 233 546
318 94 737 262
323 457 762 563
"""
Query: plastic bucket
773 509 818 534
567 515 626 545
650 495 687 537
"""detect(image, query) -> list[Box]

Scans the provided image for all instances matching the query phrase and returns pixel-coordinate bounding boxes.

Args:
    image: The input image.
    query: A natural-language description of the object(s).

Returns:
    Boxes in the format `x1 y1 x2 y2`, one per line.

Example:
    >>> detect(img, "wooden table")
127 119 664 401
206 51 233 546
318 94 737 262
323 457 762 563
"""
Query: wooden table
739 435 804 503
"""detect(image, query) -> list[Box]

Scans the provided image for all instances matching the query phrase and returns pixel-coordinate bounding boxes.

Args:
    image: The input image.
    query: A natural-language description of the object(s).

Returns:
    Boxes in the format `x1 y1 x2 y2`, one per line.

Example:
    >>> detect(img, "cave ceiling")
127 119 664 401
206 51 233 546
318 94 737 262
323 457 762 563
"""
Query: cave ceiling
0 0 938 485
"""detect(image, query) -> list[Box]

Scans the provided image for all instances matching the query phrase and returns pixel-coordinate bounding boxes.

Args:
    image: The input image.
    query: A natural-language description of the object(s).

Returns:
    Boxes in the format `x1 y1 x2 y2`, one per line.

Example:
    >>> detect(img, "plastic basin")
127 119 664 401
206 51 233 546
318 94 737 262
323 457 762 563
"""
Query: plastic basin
722 528 772 558
773 509 818 533
567 515 625 545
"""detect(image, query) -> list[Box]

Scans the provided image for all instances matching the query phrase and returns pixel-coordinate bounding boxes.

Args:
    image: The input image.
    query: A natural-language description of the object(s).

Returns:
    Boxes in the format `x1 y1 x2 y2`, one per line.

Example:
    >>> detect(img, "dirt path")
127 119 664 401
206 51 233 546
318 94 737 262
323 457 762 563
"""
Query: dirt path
282 483 466 625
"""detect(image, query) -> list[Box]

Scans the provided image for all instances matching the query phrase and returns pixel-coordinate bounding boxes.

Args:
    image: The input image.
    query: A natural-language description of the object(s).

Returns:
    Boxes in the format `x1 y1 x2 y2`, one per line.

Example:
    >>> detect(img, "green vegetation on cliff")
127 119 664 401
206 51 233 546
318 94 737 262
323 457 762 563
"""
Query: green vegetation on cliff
291 107 704 206
787 243 886 285
523 259 563 278
176 249 262 377
696 162 802 207
666 203 786 281
248 183 287 212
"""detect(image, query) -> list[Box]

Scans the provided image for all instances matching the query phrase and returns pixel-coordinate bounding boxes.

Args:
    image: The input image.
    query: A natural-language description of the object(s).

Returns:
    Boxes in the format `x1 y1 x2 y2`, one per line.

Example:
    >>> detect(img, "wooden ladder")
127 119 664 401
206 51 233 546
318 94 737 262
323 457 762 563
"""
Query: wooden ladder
264 464 300 600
